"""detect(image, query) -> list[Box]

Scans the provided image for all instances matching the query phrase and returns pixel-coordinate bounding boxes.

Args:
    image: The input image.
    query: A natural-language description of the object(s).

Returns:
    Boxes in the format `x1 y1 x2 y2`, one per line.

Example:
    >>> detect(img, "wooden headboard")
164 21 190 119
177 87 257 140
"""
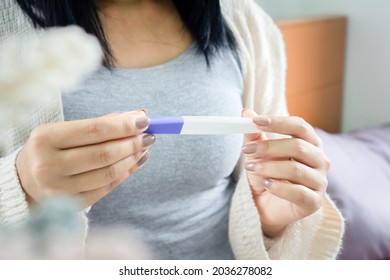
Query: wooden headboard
276 16 347 133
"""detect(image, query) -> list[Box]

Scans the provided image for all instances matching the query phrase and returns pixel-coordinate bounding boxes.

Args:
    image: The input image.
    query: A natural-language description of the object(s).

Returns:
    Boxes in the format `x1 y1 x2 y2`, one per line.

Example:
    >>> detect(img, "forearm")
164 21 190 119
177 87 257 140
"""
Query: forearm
0 147 30 227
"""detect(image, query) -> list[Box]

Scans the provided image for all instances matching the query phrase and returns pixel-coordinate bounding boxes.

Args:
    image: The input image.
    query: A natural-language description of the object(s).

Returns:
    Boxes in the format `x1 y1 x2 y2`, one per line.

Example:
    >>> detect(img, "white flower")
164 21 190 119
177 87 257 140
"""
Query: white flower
0 25 103 138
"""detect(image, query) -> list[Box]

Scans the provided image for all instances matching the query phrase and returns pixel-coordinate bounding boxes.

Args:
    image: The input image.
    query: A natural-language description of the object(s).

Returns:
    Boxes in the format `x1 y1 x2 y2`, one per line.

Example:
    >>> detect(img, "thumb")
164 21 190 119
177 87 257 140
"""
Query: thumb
103 109 147 119
242 108 267 143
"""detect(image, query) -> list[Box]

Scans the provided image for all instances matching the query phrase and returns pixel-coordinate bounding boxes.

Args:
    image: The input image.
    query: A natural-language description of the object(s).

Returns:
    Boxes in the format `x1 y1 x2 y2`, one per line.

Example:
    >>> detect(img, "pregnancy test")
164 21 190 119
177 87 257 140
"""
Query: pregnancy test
145 116 259 134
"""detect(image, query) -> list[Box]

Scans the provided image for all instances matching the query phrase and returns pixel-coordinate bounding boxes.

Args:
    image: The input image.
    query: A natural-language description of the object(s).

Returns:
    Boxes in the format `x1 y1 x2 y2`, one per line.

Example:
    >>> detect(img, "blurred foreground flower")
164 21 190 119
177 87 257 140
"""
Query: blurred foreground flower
0 25 102 142
0 196 152 260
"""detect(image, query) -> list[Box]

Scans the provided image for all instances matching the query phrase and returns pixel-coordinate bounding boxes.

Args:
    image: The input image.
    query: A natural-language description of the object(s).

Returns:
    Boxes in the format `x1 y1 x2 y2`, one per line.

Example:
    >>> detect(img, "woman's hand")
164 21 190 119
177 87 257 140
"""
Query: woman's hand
16 110 155 208
242 109 331 238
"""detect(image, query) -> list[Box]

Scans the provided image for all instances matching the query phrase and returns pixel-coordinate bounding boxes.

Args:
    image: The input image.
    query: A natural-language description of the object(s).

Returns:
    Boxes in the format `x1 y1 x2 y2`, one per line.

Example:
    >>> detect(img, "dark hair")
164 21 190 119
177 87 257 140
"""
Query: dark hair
16 0 236 66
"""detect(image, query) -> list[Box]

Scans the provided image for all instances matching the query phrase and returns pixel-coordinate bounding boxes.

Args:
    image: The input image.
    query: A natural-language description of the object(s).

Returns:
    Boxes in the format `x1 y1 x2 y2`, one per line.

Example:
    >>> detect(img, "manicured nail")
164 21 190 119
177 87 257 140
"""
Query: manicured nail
136 117 150 129
242 143 257 154
142 134 156 147
137 152 150 167
245 162 256 171
241 108 250 115
262 178 273 190
253 116 271 126
137 109 148 115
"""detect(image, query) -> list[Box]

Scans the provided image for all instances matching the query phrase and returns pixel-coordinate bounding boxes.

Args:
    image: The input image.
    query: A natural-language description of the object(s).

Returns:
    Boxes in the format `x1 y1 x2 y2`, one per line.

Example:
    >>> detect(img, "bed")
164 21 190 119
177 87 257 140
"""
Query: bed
278 16 390 260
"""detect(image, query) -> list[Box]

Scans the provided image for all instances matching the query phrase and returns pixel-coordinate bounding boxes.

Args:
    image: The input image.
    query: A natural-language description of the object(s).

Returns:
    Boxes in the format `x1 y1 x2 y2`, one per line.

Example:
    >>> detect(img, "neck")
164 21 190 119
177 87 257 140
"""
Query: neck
95 0 192 68
97 0 176 23
97 0 171 9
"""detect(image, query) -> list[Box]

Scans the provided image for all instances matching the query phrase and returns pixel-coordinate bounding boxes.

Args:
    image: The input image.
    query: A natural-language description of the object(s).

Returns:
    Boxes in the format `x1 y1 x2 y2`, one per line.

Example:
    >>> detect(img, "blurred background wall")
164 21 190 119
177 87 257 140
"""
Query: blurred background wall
256 0 390 132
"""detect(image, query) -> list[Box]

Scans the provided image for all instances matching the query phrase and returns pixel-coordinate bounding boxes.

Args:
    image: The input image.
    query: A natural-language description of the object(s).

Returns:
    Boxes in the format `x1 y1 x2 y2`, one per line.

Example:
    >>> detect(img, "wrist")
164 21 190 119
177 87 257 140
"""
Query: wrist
15 148 36 207
261 223 287 239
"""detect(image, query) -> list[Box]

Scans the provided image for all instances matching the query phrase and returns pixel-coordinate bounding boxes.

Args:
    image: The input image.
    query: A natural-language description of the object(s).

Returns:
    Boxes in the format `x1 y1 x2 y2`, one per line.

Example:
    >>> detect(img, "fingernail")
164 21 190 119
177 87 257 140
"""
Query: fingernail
136 117 150 129
245 162 256 171
137 109 147 115
137 152 150 167
262 178 273 189
142 134 156 147
253 116 271 126
241 108 250 115
242 143 257 154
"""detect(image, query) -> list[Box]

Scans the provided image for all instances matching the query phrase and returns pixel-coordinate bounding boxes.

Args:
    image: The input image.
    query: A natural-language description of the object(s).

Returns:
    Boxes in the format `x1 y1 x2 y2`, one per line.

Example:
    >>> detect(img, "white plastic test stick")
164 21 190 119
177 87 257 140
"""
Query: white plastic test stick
145 116 260 134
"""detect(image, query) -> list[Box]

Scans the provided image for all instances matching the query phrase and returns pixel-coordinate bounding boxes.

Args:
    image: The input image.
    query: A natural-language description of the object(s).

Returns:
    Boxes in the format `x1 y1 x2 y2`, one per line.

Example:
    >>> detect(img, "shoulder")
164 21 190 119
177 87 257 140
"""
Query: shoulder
0 0 34 42
221 0 284 55
221 0 276 29
221 0 288 117
1 0 25 22
221 0 285 65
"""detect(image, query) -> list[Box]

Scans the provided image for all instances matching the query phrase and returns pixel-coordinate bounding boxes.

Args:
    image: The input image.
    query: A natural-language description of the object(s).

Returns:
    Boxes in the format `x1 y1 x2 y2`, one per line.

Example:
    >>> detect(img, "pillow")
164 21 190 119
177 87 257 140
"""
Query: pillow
315 125 390 260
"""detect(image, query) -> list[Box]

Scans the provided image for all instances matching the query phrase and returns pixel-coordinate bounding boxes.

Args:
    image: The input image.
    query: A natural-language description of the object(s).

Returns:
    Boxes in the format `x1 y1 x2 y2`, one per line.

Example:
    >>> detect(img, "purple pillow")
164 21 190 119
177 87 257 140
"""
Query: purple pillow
315 125 390 260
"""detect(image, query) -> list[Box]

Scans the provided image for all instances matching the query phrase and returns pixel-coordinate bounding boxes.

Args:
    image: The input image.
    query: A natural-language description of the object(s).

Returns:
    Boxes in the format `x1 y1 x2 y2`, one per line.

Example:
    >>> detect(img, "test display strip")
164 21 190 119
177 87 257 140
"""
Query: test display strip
145 116 260 134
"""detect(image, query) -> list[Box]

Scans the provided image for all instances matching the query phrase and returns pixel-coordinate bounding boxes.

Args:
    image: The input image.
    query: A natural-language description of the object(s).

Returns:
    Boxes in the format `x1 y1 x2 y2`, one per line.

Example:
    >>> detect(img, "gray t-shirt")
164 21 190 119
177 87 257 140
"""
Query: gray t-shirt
62 44 244 259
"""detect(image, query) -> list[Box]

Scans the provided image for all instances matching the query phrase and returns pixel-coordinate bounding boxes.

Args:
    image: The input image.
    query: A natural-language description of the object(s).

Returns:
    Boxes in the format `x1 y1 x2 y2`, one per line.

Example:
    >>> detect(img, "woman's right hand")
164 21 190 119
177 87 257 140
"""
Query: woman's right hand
16 110 155 208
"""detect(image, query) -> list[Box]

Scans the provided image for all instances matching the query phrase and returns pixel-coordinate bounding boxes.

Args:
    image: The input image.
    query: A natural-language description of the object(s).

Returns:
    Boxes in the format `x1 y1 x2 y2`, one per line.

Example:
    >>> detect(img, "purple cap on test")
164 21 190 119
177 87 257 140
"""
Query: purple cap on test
145 116 184 134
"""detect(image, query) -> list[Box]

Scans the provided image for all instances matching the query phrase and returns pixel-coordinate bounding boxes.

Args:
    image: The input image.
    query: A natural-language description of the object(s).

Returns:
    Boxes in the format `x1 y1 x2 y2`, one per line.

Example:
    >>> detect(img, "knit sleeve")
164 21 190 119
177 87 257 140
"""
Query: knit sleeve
263 194 345 259
0 147 30 227
226 0 344 260
0 1 35 227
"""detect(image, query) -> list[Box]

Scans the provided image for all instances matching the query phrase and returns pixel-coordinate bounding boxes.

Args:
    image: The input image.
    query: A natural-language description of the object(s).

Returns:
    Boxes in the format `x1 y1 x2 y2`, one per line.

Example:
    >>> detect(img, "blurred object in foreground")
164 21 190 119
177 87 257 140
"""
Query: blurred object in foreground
0 196 151 259
86 227 152 260
0 25 102 145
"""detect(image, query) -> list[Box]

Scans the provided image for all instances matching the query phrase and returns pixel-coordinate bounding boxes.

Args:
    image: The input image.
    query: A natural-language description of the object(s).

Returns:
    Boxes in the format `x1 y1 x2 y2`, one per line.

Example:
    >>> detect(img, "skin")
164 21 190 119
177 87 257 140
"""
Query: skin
16 0 330 238
17 111 155 208
97 0 193 68
242 109 330 237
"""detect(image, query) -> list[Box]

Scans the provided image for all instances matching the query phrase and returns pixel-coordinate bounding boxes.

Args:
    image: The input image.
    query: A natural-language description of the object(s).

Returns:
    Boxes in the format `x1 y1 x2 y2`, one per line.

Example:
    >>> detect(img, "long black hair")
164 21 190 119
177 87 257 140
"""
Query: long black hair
16 0 236 66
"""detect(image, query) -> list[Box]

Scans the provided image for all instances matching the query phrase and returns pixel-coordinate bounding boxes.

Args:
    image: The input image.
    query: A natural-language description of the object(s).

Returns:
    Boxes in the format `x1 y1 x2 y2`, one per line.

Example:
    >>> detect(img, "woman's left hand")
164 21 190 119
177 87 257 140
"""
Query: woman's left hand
242 109 331 238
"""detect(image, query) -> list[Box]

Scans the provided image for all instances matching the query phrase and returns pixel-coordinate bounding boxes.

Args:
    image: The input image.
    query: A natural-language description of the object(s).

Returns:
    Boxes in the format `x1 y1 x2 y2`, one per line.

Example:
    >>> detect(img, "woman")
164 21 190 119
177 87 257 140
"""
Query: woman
0 0 344 259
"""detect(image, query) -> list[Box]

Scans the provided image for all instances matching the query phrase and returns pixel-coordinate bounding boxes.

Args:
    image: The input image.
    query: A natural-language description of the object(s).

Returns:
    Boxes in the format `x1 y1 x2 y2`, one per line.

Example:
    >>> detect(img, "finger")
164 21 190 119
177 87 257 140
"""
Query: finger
79 172 130 208
245 160 328 192
103 112 121 118
61 133 156 175
252 115 322 147
46 110 150 149
253 179 323 215
103 109 147 118
66 149 149 193
242 108 267 143
242 138 328 169
80 152 150 207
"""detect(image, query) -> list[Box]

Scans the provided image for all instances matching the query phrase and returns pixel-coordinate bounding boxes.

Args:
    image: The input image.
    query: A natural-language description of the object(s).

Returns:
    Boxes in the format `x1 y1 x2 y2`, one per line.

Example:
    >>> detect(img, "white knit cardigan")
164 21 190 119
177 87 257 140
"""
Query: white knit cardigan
0 0 345 259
